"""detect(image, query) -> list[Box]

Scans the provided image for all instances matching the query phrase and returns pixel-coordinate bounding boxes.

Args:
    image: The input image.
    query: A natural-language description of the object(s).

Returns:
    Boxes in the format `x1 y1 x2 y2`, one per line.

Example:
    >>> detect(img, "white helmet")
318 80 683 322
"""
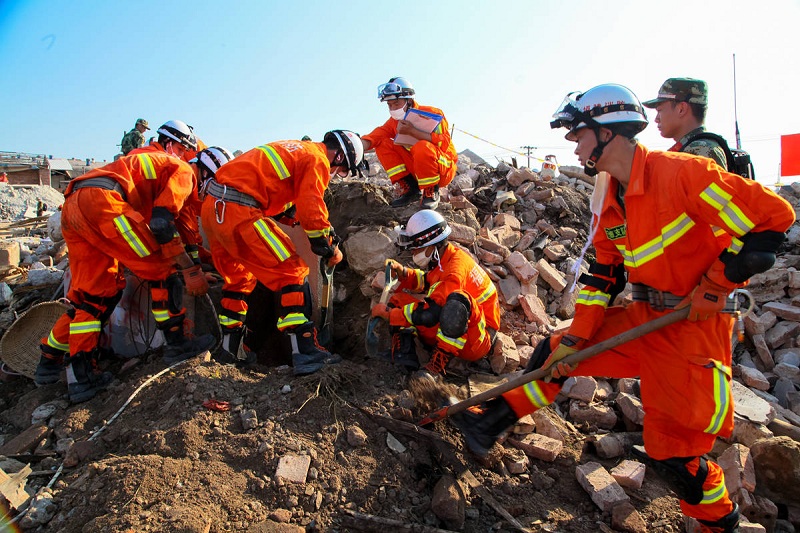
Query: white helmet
377 77 415 102
397 209 451 249
190 146 233 177
156 119 198 151
324 130 364 177
550 84 648 141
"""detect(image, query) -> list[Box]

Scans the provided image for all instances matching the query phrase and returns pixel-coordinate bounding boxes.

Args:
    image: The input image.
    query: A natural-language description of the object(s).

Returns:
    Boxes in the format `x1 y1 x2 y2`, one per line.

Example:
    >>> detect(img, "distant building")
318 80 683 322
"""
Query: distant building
0 151 105 191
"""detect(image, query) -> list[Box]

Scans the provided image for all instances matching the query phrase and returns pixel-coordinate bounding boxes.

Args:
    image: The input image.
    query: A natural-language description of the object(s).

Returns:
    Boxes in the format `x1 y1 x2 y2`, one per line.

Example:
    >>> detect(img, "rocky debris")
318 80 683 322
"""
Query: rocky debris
0 183 63 221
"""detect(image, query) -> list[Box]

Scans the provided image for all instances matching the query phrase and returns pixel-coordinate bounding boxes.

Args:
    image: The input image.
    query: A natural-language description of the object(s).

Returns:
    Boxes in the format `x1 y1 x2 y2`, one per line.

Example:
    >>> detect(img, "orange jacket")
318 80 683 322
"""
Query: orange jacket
569 144 795 341
213 140 334 239
388 242 500 330
363 103 457 162
67 148 195 222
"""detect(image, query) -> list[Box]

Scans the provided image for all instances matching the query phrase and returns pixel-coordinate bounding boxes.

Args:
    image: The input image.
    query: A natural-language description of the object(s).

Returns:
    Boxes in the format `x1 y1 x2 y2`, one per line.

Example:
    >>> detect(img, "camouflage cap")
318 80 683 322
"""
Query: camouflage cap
642 78 708 108
135 118 150 130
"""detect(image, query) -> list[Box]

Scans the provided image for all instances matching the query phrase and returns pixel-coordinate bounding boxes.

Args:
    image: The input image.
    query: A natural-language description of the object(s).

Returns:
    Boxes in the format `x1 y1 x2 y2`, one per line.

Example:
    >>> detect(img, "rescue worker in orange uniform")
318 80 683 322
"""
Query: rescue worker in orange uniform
362 77 457 210
200 131 364 374
33 141 215 403
452 84 795 533
370 209 500 375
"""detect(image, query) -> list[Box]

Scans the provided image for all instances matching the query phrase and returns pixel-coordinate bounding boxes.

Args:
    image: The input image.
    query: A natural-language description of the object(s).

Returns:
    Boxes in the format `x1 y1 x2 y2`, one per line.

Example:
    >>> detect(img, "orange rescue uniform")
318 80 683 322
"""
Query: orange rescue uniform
200 140 334 332
363 103 457 191
386 242 500 363
501 145 795 522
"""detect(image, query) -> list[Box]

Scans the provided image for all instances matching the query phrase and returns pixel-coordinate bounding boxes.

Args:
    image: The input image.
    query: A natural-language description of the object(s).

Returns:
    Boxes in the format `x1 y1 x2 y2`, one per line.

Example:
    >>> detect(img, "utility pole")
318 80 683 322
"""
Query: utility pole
520 145 536 169
733 53 742 150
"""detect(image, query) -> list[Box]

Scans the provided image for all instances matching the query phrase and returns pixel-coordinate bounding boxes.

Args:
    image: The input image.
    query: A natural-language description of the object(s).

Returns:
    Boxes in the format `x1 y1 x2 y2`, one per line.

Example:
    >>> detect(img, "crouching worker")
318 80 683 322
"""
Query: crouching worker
371 210 500 375
451 84 795 533
200 131 364 375
34 149 215 403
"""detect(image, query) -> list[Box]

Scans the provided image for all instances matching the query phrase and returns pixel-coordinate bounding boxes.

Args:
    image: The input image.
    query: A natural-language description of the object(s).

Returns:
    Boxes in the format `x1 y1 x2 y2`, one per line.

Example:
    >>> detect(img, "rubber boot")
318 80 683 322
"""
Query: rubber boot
66 352 113 404
163 326 216 365
697 503 740 533
450 396 518 457
34 352 64 386
288 322 342 376
377 328 420 370
420 185 440 210
390 176 421 207
214 326 256 368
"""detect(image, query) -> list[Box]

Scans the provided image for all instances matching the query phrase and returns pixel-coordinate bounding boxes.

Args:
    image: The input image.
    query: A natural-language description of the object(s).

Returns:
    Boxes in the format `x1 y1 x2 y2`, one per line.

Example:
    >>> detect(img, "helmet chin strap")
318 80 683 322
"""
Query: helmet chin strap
584 129 616 177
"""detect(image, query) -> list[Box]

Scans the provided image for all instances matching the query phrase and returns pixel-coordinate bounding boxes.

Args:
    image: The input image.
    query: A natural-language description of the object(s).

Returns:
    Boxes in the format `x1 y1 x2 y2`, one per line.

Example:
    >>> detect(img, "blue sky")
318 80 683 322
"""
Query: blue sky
2 0 799 185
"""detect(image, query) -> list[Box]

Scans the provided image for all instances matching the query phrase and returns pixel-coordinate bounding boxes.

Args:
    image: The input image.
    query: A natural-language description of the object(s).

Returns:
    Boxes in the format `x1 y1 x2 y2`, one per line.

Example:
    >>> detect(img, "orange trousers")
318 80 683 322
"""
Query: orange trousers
58 188 177 355
502 302 735 521
374 140 456 189
200 199 310 332
388 291 492 362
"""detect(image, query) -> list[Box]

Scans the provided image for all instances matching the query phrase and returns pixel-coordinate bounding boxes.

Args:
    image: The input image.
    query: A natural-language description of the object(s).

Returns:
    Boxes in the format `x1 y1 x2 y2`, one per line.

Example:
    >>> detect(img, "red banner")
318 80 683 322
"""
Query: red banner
781 134 800 177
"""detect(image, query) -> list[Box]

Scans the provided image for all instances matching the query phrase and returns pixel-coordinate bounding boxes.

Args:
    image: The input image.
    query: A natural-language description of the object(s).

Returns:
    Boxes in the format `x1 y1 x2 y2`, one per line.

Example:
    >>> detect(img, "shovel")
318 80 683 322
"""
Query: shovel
416 307 690 426
318 258 335 347
365 264 400 357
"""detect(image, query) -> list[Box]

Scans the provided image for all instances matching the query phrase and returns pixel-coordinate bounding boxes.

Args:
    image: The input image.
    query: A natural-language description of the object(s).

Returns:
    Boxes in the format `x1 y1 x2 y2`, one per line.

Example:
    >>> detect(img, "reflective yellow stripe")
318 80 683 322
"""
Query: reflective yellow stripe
257 144 290 179
437 155 451 167
218 315 242 327
277 313 306 330
413 270 425 291
151 309 170 323
433 123 443 135
576 289 611 308
69 320 101 335
615 213 695 267
386 164 407 178
437 329 466 350
403 303 415 324
305 227 331 239
427 281 441 298
712 226 726 238
700 183 754 236
417 175 439 187
47 331 69 351
704 360 731 434
253 219 290 261
113 215 151 257
726 236 744 255
522 381 551 409
476 283 496 304
700 478 727 505
138 154 157 180
189 250 199 259
477 321 486 343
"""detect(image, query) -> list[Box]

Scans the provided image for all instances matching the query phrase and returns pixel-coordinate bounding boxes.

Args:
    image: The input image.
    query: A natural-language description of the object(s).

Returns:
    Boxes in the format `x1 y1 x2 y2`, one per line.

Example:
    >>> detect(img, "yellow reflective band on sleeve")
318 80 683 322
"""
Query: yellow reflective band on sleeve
576 289 611 308
712 226 726 238
433 123 443 135
522 381 552 409
614 213 695 267
438 155 451 167
417 176 440 187
113 215 151 257
151 309 170 323
257 144 291 180
47 331 69 351
189 250 199 259
704 360 732 435
436 329 466 351
69 320 101 335
700 478 727 505
218 314 242 328
426 281 441 298
700 183 755 236
277 313 307 331
476 283 497 304
253 219 290 261
138 154 157 180
305 227 331 239
413 270 425 291
403 303 415 324
386 164 407 179
727 236 744 255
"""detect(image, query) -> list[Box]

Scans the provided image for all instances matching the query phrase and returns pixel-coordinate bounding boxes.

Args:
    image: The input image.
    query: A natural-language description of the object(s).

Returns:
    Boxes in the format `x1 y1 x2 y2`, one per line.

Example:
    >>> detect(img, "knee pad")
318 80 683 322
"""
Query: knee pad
439 292 470 338
411 298 442 328
280 282 310 319
631 447 708 505
524 336 553 373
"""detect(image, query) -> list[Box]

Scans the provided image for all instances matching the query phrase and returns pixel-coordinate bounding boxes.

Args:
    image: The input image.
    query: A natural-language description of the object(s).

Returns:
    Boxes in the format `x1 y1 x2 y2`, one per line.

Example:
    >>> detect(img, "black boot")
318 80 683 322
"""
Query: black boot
67 351 113 404
34 352 64 386
420 185 440 210
163 326 216 365
390 176 421 207
450 396 518 457
377 328 420 370
697 503 740 533
288 322 342 376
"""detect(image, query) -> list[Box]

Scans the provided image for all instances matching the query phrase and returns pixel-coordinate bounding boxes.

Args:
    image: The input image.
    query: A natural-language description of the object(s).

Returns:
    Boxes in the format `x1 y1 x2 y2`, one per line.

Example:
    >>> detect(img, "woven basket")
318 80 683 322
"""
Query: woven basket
0 301 69 379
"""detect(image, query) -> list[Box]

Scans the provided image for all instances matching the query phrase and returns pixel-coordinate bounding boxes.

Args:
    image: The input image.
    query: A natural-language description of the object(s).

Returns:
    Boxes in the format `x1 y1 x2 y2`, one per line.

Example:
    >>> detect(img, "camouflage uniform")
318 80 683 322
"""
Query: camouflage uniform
120 118 149 155
643 78 728 170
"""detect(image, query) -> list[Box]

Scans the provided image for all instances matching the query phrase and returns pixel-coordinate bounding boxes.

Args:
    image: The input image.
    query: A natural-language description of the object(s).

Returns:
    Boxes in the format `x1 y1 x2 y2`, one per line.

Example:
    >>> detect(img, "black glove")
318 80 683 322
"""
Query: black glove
309 234 336 258
272 205 299 227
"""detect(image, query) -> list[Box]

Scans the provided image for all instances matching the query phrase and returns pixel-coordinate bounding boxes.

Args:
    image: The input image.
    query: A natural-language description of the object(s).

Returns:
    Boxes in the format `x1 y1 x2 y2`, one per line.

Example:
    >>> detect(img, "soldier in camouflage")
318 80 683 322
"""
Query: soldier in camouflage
643 78 728 170
120 118 150 155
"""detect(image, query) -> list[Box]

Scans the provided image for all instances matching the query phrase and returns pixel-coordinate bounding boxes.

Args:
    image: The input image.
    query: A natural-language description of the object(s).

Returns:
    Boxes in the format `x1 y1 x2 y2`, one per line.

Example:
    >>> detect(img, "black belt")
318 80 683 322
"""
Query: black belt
205 179 261 208
71 177 127 201
630 283 738 313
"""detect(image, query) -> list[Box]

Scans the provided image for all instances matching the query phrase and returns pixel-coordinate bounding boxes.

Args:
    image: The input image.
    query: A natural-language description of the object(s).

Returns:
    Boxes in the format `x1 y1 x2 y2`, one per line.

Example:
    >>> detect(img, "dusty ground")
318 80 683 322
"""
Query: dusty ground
0 176 689 532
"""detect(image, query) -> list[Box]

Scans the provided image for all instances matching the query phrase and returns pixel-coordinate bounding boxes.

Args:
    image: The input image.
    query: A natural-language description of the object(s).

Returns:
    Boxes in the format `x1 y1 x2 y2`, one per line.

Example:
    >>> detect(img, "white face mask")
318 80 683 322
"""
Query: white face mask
412 248 430 268
389 105 407 120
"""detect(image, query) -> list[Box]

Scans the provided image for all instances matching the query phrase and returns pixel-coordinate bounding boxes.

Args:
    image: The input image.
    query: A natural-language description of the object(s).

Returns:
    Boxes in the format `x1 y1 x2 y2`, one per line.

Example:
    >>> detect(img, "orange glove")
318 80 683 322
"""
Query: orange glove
328 246 343 267
676 275 731 322
543 336 583 380
371 303 391 320
181 264 209 297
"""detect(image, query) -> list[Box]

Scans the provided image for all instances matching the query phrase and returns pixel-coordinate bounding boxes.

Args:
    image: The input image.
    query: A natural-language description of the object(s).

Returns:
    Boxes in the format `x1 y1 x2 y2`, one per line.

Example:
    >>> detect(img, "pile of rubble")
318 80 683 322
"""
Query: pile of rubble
0 183 63 221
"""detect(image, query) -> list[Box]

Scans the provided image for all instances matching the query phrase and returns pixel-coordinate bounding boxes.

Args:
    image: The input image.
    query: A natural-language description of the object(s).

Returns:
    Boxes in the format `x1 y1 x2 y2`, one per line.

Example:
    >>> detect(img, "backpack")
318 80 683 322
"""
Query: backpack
681 131 755 180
